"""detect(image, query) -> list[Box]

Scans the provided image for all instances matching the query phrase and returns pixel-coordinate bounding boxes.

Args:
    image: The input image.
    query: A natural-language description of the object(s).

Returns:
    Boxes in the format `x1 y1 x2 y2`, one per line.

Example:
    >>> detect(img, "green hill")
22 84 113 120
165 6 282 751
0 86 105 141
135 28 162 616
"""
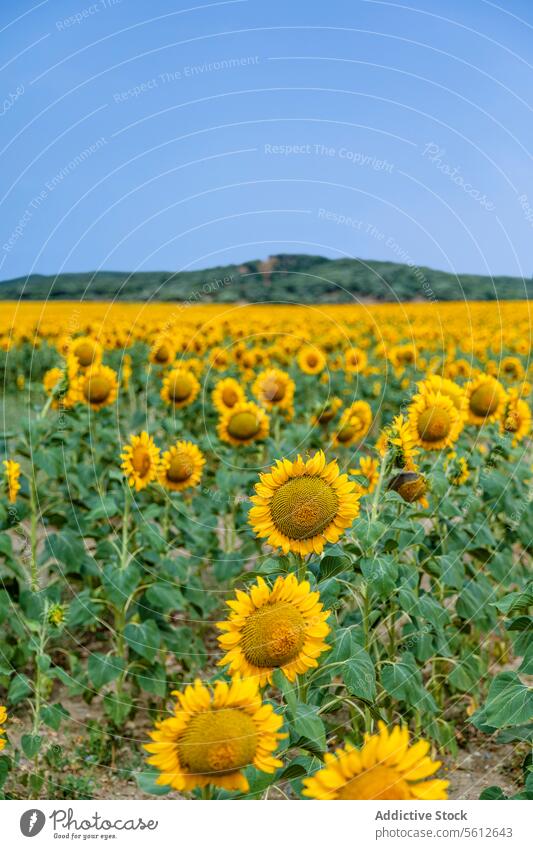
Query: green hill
1 255 530 302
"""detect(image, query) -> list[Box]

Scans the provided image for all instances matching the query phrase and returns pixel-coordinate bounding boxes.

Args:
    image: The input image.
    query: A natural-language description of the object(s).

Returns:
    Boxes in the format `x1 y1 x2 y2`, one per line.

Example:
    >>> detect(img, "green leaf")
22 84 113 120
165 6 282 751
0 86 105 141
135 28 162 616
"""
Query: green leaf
481 672 533 728
342 646 376 701
43 530 86 573
41 704 69 731
103 692 133 725
479 786 508 800
88 653 125 688
145 583 185 613
381 654 437 714
319 554 352 580
124 620 160 662
292 703 326 750
21 733 42 758
361 556 398 599
7 673 32 704
135 665 167 697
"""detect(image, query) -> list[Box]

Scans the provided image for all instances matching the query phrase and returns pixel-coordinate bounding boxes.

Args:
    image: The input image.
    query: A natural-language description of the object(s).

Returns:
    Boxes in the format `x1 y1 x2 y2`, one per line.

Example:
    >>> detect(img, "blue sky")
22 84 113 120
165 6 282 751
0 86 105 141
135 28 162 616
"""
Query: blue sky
1 0 533 281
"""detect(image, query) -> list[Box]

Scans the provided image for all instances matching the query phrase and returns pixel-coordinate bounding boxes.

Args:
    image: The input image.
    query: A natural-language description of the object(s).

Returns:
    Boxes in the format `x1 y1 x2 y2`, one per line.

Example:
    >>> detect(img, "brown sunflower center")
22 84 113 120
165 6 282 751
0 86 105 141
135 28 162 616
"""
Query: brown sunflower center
242 601 306 668
177 708 257 776
166 453 194 482
337 766 409 801
417 406 451 442
270 475 338 540
227 411 260 440
154 344 171 363
307 354 318 367
263 378 285 402
74 341 96 367
336 423 357 443
168 374 192 402
222 386 239 407
131 446 152 477
470 384 500 417
84 375 111 404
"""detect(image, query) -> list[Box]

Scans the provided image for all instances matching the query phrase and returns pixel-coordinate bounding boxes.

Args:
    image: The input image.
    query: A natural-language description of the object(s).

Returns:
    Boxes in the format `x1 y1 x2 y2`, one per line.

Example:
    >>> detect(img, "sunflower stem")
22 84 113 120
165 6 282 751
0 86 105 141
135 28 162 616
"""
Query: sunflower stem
29 475 39 592
370 450 388 523
120 484 131 570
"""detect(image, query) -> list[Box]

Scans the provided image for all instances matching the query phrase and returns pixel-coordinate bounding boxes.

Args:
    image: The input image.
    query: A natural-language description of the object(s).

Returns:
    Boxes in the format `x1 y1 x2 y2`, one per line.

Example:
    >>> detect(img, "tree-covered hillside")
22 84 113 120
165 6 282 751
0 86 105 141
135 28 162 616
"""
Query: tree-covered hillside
1 255 530 302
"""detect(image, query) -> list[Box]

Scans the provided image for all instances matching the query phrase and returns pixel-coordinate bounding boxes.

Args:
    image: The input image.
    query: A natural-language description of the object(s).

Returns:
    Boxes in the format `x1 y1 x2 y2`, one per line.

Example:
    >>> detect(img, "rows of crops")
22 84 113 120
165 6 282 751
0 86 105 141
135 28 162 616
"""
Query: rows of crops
0 300 532 800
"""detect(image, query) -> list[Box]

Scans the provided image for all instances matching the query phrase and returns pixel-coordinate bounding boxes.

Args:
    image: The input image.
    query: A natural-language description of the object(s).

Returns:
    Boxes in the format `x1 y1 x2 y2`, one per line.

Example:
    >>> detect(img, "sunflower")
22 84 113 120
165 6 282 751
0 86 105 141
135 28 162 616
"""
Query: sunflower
77 364 118 410
445 452 469 486
0 705 8 752
344 346 368 374
158 440 205 491
500 356 525 382
217 574 330 686
249 450 361 556
298 345 326 375
70 335 103 370
350 456 380 495
3 460 21 504
252 368 294 413
303 722 448 800
333 401 373 446
418 375 467 422
121 432 161 491
43 367 64 396
379 414 417 470
212 377 246 415
149 336 175 366
144 676 285 793
218 401 269 446
208 346 231 371
311 396 342 426
465 374 507 425
160 368 200 409
501 390 531 445
408 391 462 450
388 471 429 508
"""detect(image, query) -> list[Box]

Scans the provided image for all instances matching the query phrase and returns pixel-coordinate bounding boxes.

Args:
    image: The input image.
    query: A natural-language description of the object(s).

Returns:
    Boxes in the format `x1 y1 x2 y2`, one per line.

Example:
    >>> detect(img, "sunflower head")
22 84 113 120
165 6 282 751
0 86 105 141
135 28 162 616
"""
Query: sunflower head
212 377 246 414
445 452 469 486
78 364 118 410
408 391 462 450
311 396 342 426
144 676 285 793
217 574 330 686
158 440 205 491
303 722 448 800
218 401 269 446
388 471 428 507
70 336 103 370
252 368 294 411
344 346 368 374
298 345 326 375
501 390 531 445
121 432 161 491
249 450 360 556
465 374 507 425
333 401 373 446
160 368 200 409
149 336 175 366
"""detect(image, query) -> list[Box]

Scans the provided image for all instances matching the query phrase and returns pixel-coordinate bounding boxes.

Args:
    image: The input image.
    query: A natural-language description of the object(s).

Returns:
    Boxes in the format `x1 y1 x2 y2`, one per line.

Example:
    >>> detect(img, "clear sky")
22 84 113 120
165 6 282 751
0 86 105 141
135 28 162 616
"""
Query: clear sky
1 0 533 282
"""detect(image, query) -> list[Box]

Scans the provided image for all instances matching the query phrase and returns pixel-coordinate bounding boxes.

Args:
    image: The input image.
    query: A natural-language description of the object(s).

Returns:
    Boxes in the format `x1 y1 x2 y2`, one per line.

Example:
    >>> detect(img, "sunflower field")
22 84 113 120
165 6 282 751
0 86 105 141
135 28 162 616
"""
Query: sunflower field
0 300 532 801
